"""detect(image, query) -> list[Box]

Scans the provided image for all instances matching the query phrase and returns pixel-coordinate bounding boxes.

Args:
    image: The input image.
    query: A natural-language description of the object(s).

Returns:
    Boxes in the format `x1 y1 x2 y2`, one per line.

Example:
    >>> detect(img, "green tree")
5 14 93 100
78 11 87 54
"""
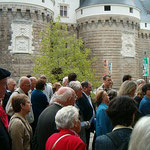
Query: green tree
33 19 99 87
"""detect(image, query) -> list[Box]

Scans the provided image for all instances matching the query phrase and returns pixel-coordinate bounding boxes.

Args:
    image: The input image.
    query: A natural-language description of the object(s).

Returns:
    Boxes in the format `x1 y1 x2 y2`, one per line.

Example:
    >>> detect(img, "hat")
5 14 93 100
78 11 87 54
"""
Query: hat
0 68 11 80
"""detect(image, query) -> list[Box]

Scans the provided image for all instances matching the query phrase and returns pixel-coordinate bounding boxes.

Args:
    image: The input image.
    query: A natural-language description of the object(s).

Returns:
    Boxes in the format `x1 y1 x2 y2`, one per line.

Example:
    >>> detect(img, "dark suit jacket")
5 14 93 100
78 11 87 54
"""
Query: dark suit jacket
95 128 132 150
76 92 93 121
32 103 62 150
3 91 12 110
76 92 94 148
0 118 11 150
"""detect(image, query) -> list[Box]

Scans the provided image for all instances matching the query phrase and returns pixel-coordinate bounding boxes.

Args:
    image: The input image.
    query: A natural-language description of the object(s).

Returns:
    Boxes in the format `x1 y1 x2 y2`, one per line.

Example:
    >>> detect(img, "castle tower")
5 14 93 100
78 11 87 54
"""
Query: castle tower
135 0 150 82
76 0 141 88
0 0 54 78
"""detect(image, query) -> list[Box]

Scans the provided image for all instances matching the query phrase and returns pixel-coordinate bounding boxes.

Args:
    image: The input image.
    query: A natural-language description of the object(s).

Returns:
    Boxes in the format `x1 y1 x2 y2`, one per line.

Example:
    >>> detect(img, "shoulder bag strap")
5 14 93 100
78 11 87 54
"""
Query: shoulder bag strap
51 134 71 150
11 116 32 137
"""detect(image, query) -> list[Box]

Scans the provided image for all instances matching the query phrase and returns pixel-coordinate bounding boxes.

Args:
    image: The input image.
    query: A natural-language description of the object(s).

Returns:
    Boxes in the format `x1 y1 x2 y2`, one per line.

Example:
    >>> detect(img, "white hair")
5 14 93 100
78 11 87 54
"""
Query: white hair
7 78 16 85
68 81 81 92
50 87 74 104
55 106 79 129
128 116 150 150
136 79 145 85
62 76 68 84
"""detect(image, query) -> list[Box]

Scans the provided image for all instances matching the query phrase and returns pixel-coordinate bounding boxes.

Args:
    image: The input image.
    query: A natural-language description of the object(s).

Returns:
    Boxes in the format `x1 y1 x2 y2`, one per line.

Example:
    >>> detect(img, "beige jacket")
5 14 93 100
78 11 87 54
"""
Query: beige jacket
6 88 34 123
9 113 32 150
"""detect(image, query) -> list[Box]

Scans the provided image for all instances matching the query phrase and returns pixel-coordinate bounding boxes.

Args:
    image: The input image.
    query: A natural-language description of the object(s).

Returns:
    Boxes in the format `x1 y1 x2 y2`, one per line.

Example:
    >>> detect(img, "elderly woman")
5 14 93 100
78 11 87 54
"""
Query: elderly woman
45 106 86 150
8 94 32 150
118 80 137 98
95 96 138 150
96 90 113 137
128 116 150 150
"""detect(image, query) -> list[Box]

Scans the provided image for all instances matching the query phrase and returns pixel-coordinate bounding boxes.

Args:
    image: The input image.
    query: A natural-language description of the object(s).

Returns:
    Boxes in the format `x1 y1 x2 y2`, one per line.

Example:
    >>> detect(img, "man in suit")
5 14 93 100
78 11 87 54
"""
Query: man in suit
76 81 95 149
0 68 11 150
32 87 76 150
6 76 34 123
2 78 16 110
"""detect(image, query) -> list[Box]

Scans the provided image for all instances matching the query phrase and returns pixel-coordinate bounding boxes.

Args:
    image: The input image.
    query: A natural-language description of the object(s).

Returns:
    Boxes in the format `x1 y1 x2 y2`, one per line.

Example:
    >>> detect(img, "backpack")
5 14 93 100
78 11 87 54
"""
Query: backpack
106 132 129 150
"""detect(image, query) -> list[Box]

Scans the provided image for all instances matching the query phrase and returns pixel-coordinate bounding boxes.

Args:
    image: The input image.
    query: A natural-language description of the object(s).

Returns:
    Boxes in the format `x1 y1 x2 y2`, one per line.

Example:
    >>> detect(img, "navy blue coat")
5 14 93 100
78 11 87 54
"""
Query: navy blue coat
95 128 132 150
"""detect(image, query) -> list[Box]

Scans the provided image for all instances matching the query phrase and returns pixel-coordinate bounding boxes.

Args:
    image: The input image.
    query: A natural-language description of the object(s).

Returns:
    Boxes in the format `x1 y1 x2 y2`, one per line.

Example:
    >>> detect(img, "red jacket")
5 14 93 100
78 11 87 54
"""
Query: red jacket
45 129 86 150
0 104 8 130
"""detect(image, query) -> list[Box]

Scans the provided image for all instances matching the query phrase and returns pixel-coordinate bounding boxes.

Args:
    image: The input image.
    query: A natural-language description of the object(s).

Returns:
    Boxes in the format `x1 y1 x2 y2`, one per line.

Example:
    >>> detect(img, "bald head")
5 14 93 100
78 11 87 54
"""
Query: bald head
50 87 76 106
7 78 16 92
19 77 31 93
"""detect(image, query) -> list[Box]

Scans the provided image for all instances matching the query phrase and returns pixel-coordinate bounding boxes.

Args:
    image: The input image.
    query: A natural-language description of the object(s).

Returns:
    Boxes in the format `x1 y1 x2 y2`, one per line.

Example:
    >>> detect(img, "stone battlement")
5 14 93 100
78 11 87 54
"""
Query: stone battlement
0 3 53 22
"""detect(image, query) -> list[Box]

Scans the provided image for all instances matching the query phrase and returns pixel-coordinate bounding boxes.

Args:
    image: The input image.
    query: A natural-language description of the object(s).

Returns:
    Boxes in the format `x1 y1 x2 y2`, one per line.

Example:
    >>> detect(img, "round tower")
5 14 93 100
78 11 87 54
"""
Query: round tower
135 0 150 82
76 0 141 88
0 0 54 79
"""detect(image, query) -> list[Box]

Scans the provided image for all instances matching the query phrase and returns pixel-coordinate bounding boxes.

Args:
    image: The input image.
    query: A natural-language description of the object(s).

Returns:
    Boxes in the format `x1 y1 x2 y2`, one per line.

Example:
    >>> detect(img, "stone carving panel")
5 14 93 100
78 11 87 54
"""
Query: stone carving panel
9 22 34 53
121 32 135 57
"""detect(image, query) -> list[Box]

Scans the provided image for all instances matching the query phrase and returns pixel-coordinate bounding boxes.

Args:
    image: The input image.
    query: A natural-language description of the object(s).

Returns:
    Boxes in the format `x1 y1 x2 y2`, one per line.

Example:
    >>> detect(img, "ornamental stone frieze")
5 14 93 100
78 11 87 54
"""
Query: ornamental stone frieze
9 21 34 54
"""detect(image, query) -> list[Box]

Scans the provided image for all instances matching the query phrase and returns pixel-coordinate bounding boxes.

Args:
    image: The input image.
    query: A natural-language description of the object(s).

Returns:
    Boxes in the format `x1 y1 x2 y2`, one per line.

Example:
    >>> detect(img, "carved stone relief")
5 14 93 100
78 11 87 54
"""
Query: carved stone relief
121 32 135 57
9 21 34 53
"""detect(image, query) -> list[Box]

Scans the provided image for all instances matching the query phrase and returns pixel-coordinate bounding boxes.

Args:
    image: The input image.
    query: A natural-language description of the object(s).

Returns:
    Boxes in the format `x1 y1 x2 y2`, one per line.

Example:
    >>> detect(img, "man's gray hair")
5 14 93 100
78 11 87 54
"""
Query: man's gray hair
69 81 81 92
128 116 150 150
55 106 79 129
7 78 16 85
136 79 145 85
62 76 68 85
50 87 74 104
18 76 30 87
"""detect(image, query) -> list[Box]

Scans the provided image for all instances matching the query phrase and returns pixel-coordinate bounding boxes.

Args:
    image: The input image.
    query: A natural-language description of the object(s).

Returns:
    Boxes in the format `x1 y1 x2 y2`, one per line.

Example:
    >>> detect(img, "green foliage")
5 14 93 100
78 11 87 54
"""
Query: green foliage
33 19 100 88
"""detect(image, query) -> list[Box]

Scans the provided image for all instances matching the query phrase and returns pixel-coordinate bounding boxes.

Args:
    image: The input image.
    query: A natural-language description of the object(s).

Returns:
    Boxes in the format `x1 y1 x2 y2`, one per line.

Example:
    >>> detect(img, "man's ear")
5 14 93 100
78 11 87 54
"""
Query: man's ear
20 103 24 109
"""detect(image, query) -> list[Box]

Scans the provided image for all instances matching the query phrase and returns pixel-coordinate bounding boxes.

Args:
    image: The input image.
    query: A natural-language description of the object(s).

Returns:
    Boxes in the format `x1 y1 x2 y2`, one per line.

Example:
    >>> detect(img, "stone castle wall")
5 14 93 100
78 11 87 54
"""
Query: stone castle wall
1 3 150 87
77 15 140 88
138 30 150 81
0 3 52 80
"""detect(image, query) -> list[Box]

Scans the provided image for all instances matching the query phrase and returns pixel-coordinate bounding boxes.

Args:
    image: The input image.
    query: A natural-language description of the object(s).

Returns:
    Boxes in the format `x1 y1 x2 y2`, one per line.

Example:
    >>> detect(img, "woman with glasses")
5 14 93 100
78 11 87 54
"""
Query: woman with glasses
8 94 32 150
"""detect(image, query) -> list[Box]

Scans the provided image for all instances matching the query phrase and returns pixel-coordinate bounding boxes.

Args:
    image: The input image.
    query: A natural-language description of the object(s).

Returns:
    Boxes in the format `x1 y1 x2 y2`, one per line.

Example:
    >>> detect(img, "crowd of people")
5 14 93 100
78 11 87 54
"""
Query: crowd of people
1 67 150 150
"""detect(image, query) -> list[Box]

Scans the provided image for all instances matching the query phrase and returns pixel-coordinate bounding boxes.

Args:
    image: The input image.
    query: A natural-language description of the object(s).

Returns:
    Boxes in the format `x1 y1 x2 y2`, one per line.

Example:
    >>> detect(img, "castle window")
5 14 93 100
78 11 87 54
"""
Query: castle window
130 7 133 13
81 9 83 15
104 6 111 11
60 5 67 17
42 0 45 3
145 23 147 28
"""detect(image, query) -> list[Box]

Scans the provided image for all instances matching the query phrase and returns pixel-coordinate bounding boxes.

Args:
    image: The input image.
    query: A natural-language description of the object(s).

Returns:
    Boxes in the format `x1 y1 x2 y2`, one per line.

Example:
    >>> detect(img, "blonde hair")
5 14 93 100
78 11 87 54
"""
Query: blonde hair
96 90 105 106
118 80 137 97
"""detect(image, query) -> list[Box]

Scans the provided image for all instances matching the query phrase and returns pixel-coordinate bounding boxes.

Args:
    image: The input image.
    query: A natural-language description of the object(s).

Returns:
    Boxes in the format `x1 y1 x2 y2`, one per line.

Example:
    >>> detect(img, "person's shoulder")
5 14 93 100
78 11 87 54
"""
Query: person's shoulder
97 103 107 111
96 134 111 142
39 104 61 119
9 116 25 129
95 134 113 149
140 97 150 105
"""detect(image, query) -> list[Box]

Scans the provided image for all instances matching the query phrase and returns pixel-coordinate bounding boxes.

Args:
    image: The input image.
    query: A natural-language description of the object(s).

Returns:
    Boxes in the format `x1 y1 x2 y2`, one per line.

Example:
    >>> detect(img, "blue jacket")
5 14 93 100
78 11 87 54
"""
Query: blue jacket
96 103 113 137
139 96 150 115
95 128 132 150
31 89 49 133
